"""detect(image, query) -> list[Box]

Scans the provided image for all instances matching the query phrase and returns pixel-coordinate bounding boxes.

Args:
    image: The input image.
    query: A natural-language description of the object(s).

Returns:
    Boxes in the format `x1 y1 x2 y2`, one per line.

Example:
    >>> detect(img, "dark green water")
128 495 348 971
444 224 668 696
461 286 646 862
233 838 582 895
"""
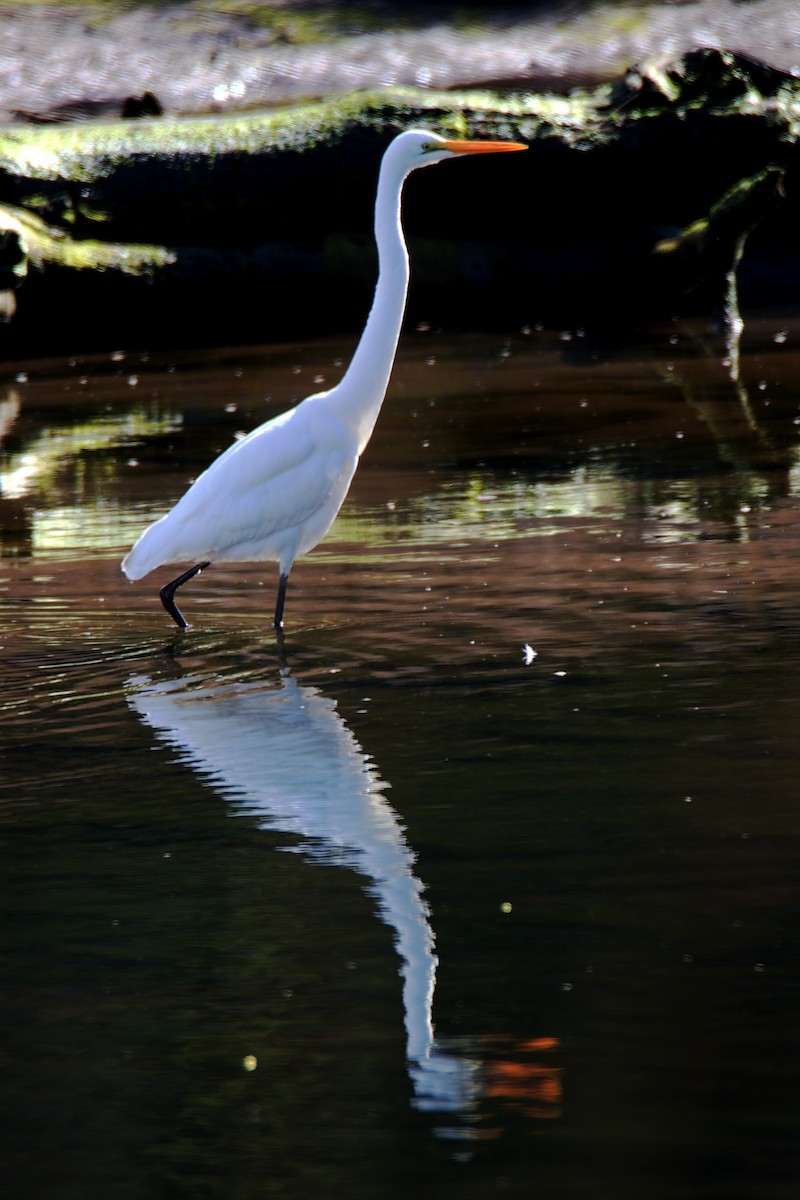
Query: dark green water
2 319 800 1198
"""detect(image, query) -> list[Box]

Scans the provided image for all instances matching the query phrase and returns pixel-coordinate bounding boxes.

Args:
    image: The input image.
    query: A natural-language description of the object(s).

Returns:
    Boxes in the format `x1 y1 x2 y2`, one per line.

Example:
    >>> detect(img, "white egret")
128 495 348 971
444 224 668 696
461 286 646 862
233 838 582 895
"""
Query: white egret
122 128 527 629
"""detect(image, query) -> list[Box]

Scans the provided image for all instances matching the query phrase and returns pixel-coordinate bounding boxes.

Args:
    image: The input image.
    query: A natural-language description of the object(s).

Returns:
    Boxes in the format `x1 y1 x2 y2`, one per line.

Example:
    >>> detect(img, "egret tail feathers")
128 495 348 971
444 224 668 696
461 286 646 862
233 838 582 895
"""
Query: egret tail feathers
121 514 174 581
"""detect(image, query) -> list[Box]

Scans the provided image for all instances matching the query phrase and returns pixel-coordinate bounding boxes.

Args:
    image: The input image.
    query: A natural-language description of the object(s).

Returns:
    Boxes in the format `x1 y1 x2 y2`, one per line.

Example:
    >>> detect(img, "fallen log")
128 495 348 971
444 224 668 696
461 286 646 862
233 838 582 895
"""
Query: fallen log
0 49 796 355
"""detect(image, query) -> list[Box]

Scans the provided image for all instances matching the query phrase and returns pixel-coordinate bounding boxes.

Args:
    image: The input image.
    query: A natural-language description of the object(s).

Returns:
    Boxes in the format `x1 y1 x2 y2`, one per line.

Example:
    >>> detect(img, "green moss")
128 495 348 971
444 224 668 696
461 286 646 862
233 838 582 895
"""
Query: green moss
0 0 497 39
192 1 412 43
654 166 786 260
0 200 175 273
0 95 349 181
0 0 85 7
0 0 134 31
0 84 591 185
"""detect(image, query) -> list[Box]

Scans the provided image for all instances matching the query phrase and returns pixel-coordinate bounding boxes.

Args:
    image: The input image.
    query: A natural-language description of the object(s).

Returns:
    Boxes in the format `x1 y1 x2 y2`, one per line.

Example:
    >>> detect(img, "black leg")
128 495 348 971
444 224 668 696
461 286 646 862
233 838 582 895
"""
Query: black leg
160 561 211 629
274 571 289 629
274 624 288 669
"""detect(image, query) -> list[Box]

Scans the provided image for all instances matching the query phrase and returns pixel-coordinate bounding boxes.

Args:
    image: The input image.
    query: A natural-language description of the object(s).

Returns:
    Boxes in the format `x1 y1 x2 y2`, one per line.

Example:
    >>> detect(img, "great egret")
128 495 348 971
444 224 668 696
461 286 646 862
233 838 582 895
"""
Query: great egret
122 128 527 629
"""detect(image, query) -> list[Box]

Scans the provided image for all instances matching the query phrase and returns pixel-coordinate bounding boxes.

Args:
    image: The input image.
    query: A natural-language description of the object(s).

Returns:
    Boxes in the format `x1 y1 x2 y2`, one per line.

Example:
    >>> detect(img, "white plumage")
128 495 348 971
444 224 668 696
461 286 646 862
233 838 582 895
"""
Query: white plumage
123 400 356 576
122 128 526 630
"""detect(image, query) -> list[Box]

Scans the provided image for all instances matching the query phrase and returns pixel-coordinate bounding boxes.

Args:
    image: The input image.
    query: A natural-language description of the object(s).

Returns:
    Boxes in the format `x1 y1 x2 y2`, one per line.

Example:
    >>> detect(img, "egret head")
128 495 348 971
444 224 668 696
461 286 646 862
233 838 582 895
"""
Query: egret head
387 128 527 174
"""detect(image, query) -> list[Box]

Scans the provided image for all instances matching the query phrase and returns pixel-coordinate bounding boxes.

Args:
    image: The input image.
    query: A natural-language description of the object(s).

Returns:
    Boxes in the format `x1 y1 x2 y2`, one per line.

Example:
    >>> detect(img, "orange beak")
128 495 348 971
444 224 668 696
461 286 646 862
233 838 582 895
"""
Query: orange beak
441 138 528 154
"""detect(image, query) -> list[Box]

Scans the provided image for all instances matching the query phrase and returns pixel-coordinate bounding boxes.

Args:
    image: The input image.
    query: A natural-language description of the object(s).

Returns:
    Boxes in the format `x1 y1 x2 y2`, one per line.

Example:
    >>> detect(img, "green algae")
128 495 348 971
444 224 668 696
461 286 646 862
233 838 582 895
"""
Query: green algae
0 84 603 184
0 200 175 272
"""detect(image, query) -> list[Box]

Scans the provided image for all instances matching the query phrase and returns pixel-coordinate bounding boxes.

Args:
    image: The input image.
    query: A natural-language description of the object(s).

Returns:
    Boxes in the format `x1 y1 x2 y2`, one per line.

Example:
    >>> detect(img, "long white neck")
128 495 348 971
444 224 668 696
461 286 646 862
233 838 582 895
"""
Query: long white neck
324 154 412 454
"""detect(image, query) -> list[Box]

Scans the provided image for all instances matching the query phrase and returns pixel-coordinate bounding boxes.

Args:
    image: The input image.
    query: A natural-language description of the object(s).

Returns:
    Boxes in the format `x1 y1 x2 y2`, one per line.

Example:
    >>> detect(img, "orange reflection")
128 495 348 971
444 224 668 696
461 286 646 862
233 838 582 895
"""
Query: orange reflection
484 1036 563 1120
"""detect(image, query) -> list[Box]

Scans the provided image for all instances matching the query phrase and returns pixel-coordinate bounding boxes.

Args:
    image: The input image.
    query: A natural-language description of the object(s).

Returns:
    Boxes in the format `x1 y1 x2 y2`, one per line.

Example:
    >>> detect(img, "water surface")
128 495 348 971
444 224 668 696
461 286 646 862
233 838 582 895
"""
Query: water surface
3 319 800 1198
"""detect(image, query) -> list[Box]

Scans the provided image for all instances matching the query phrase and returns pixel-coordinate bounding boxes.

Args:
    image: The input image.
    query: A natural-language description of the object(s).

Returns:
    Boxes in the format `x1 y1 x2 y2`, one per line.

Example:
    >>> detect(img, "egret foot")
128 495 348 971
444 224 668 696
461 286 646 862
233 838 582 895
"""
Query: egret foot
160 561 211 629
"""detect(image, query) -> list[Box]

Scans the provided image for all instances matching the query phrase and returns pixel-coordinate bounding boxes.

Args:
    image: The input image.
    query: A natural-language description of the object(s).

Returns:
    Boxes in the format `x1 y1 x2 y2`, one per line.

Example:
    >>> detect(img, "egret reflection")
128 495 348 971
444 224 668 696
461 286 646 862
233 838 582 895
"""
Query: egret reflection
126 666 477 1122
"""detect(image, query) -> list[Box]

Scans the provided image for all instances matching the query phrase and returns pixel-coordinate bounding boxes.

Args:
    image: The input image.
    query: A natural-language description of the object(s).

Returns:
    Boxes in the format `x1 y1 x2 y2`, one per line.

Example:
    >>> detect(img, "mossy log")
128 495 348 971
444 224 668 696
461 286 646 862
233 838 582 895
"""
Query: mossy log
0 48 798 355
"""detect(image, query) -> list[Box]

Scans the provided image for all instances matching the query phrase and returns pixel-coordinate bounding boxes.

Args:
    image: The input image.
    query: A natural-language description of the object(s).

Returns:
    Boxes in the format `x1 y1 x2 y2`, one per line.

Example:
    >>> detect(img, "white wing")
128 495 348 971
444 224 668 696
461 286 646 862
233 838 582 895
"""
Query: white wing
123 396 359 578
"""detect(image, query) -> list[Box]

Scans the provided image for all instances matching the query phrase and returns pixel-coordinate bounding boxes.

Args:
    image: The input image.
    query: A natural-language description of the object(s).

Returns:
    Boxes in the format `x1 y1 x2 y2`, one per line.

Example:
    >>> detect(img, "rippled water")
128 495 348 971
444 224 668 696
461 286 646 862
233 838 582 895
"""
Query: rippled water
3 319 800 1198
